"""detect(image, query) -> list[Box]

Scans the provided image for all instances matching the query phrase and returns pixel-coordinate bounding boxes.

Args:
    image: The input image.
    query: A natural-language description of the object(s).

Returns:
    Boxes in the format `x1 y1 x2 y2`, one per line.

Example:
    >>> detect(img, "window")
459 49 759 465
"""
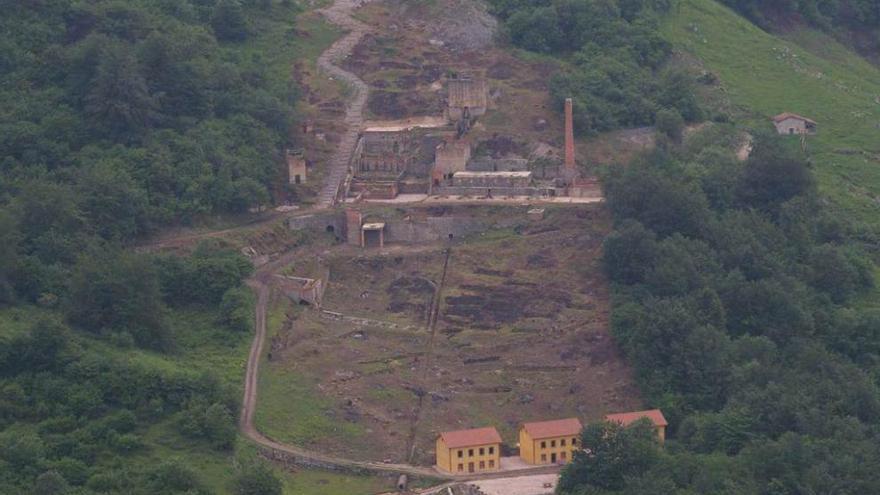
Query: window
468 449 474 457
541 454 547 462
572 438 577 446
457 450 463 458
488 460 495 468
479 461 485 469
560 452 567 461
561 439 566 446
489 446 494 455
540 441 546 449
550 440 556 448
479 448 484 456
457 464 463 472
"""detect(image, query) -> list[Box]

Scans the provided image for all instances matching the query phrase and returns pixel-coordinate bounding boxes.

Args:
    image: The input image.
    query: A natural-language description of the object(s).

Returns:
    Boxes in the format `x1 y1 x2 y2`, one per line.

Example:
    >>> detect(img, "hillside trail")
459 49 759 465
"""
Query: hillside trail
314 0 372 208
141 0 371 250
236 0 442 481
224 0 560 485
239 236 561 481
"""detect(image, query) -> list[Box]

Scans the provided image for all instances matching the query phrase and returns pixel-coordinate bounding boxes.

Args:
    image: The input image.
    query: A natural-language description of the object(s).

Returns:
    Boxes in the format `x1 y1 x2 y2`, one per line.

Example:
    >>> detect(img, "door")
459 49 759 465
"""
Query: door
468 462 475 473
551 453 557 464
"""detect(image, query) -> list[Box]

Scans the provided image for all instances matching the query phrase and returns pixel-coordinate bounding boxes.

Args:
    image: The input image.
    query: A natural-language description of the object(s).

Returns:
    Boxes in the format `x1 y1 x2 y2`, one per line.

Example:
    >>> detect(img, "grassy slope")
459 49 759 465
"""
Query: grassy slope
663 0 880 227
0 304 386 495
0 5 386 492
194 5 386 492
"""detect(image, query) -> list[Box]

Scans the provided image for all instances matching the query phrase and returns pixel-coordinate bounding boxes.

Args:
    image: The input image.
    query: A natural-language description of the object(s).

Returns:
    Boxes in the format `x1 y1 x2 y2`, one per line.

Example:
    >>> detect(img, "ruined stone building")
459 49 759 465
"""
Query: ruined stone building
432 140 471 186
340 69 601 202
356 129 418 175
447 74 488 121
451 171 533 188
349 119 453 200
286 149 307 185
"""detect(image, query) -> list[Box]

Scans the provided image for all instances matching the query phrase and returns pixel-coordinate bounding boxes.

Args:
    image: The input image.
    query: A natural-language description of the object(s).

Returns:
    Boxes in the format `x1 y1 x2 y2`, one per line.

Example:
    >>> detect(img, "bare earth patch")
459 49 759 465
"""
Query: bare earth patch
263 207 641 466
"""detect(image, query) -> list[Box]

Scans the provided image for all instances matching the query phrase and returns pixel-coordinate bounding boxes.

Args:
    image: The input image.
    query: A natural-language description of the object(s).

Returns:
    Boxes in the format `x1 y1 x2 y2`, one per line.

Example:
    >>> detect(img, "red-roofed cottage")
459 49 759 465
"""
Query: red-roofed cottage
772 113 817 135
436 427 502 474
605 409 669 442
518 418 583 465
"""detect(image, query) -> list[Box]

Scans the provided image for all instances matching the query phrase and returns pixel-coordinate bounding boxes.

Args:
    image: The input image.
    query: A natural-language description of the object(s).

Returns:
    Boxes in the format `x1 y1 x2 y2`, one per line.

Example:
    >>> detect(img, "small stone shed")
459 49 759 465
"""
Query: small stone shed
772 113 817 135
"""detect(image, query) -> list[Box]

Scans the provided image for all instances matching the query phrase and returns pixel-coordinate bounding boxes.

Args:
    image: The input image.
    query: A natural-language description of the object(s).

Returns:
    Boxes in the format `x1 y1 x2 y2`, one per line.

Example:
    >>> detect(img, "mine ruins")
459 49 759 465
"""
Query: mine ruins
340 71 602 203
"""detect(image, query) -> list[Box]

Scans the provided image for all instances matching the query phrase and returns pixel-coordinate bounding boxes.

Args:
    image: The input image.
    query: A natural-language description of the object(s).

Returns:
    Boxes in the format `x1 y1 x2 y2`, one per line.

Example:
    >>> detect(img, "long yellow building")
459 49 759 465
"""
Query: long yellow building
518 418 583 465
436 427 502 474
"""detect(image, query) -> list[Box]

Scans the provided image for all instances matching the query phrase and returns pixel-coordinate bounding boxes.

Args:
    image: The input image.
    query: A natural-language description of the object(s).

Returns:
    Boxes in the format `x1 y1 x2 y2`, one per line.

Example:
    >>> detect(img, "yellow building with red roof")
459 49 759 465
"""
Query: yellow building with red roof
518 418 583 465
436 427 502 474
605 409 668 442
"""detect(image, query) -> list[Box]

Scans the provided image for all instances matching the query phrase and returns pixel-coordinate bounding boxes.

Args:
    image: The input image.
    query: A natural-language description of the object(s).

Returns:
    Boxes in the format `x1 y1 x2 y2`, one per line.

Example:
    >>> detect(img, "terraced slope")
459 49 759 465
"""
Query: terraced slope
664 0 880 227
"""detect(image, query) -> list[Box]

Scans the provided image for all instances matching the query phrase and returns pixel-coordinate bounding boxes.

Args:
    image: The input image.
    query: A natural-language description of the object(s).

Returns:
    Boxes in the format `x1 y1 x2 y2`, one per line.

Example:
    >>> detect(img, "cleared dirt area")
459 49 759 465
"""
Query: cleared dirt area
345 1 566 148
258 206 640 466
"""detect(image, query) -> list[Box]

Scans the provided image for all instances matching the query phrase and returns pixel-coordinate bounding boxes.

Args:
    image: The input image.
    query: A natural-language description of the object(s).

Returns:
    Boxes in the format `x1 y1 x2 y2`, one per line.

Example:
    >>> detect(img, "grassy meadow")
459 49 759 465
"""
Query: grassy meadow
664 0 880 227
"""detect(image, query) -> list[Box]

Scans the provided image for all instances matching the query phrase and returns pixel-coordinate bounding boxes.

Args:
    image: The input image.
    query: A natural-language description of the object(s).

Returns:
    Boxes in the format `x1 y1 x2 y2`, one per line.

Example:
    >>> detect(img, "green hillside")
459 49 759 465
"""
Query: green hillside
664 0 880 227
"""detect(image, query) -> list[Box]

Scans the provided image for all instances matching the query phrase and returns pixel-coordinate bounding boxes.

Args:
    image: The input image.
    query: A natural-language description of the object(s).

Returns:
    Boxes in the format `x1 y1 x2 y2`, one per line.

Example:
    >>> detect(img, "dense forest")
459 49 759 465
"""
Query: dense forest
720 0 880 31
0 0 293 493
561 130 880 494
0 0 297 308
488 0 703 134
720 0 880 55
484 1 880 494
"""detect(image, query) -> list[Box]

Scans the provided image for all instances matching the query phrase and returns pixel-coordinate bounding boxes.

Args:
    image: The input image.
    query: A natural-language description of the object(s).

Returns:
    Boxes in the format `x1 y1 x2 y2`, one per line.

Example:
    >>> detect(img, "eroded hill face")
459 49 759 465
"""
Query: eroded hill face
255 206 641 464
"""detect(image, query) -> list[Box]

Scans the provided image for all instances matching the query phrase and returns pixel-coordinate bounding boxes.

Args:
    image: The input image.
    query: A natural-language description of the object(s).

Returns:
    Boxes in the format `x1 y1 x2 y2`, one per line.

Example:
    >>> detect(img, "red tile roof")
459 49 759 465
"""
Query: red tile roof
521 418 583 440
439 427 502 449
772 112 817 125
605 409 668 428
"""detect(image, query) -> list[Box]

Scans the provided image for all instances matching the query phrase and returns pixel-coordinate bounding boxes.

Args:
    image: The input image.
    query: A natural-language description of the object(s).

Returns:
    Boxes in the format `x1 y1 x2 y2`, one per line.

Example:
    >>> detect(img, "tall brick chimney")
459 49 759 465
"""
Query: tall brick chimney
564 98 575 170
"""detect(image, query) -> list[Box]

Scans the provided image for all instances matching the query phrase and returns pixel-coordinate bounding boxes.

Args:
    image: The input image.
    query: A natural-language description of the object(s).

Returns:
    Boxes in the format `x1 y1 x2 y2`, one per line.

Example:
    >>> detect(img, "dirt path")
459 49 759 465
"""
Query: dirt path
239 246 442 478
238 234 564 482
404 247 452 463
314 0 373 208
228 0 571 486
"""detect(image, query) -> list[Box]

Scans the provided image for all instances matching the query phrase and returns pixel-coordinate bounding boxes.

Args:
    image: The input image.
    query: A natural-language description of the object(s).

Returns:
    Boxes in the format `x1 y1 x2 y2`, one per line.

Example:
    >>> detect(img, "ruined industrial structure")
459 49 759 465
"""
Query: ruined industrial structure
289 207 488 249
286 149 307 185
339 72 602 203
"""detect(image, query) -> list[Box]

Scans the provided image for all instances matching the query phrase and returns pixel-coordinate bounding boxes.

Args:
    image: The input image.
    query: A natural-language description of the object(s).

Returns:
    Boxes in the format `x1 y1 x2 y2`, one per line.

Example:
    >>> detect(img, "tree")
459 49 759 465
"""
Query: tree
219 286 254 332
76 160 151 241
177 399 236 450
0 209 20 303
145 460 210 494
233 461 282 495
85 43 156 139
655 108 685 143
212 0 249 42
66 247 170 350
737 135 815 213
34 471 70 495
558 420 661 493
602 220 659 285
605 159 711 238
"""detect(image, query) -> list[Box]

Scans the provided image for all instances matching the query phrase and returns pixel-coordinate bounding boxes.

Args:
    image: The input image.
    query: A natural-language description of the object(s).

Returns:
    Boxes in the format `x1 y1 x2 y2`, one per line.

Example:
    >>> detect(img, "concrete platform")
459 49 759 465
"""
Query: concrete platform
470 474 558 495
348 194 603 205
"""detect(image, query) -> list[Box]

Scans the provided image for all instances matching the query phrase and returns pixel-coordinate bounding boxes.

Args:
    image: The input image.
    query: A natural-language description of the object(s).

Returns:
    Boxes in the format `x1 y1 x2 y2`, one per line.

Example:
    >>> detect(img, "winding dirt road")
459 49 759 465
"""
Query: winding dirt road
314 0 372 208
237 0 564 486
238 0 443 480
